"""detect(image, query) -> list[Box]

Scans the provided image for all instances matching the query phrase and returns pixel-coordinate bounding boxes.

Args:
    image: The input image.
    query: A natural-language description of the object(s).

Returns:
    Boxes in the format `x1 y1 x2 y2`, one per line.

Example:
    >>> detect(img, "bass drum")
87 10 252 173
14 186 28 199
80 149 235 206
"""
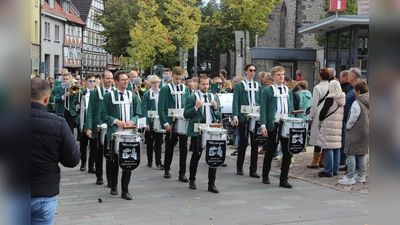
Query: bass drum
216 93 235 136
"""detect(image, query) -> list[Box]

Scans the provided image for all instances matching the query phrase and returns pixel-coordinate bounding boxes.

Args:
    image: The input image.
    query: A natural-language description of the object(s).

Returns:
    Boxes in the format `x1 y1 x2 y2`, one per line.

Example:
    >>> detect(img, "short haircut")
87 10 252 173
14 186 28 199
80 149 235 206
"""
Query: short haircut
149 75 161 83
258 71 267 78
328 80 342 94
319 68 330 80
284 76 292 83
349 67 361 79
102 70 112 78
129 70 138 78
62 72 70 77
244 63 257 71
114 70 127 81
220 69 227 76
163 68 170 72
270 66 285 77
340 70 349 77
297 80 308 90
85 74 95 80
172 66 184 76
353 80 368 94
31 78 51 101
198 74 210 84
266 72 272 80
213 76 222 83
233 76 244 82
296 70 302 76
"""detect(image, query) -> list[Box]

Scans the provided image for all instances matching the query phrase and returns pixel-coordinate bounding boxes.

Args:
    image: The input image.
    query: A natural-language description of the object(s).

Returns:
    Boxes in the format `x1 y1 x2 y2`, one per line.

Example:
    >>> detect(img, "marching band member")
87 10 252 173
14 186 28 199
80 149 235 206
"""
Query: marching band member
75 74 96 173
158 66 190 182
142 75 164 169
260 66 294 188
54 72 78 133
86 71 114 186
232 63 262 178
159 68 170 88
100 70 142 200
184 75 221 193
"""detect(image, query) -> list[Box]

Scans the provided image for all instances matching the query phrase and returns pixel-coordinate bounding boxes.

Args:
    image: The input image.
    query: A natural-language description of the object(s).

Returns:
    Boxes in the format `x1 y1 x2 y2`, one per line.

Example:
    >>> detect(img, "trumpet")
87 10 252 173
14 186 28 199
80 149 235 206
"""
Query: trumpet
136 82 149 93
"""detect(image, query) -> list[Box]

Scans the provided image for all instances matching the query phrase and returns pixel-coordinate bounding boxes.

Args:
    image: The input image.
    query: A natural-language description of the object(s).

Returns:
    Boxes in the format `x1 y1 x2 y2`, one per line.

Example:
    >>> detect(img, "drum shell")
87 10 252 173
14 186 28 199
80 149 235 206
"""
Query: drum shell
153 116 166 133
201 128 227 148
100 124 107 145
281 118 307 138
175 115 188 135
248 113 260 133
114 132 141 154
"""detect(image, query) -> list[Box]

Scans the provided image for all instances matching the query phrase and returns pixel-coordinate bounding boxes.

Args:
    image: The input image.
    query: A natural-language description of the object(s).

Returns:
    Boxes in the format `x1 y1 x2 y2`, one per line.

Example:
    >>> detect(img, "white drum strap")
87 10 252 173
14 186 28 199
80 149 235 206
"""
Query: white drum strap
168 83 186 109
149 89 159 111
97 86 115 100
241 81 259 106
272 85 289 114
110 90 133 122
195 92 214 124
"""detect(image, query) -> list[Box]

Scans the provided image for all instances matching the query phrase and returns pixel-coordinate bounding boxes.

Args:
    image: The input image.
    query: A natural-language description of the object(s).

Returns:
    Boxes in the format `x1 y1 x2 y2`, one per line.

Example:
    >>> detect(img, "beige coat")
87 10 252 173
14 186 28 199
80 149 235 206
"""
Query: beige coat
317 93 346 149
308 80 329 146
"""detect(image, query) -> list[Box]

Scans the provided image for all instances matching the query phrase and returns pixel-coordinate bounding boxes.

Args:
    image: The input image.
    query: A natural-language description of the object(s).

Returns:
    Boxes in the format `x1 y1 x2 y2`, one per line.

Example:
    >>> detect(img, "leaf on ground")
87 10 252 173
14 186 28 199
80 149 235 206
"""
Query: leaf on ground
195 197 200 200
83 216 90 219
210 217 214 220
188 206 191 208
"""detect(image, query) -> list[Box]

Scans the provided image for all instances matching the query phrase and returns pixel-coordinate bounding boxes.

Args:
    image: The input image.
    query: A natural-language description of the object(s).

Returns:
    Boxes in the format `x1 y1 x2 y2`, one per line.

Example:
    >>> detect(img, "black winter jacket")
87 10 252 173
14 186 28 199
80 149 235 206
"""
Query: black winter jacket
31 102 80 198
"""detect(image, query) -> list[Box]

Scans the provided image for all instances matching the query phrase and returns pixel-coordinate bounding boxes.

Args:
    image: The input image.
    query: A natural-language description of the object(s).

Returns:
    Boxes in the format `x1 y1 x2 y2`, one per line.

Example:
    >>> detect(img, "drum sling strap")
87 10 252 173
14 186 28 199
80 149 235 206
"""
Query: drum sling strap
167 83 186 138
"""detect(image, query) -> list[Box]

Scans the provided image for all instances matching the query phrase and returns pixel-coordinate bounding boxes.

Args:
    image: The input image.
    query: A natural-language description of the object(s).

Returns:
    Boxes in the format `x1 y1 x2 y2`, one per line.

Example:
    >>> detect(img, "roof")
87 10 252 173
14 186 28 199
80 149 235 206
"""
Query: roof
71 0 92 23
299 15 369 34
42 0 85 25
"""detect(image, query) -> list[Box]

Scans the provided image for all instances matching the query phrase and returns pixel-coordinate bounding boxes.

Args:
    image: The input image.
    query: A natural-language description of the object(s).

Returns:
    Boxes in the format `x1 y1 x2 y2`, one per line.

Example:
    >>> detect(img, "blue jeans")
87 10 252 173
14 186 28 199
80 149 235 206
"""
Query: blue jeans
323 149 340 175
31 195 58 225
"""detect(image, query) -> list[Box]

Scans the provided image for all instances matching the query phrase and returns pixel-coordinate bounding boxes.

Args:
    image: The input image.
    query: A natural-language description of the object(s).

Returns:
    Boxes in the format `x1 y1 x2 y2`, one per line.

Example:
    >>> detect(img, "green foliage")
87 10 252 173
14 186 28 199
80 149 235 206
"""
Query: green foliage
316 0 358 47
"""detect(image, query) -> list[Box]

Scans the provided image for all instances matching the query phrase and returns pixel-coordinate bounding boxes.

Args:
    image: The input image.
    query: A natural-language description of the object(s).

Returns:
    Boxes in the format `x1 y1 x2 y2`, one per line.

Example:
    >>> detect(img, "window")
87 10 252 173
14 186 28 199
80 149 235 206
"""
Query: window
55 25 60 41
77 28 81 38
54 55 59 75
49 0 54 8
71 27 74 37
44 22 50 39
76 49 82 60
62 1 70 13
68 49 74 60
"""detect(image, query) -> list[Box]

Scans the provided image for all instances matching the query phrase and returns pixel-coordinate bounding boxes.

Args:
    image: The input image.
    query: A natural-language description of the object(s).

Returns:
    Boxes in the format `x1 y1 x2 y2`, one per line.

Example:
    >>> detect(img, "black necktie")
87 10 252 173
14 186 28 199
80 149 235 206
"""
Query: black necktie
249 82 253 105
176 85 180 108
105 90 108 93
278 87 282 94
278 87 284 114
120 92 125 121
203 94 207 123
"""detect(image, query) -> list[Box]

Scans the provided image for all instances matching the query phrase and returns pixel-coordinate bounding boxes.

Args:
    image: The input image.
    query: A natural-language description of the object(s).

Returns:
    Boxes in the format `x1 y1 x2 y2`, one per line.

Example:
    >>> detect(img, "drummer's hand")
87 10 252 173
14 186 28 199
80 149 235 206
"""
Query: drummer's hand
211 100 217 110
233 118 239 126
116 120 125 128
125 121 134 126
76 104 80 110
195 99 203 109
261 127 268 137
64 92 70 98
86 129 92 138
165 125 172 132
308 120 312 126
145 125 150 131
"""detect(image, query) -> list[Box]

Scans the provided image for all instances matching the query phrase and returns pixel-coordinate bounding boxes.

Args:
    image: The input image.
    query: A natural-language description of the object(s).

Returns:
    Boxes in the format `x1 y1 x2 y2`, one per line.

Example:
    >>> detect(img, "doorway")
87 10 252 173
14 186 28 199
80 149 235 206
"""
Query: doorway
279 61 295 79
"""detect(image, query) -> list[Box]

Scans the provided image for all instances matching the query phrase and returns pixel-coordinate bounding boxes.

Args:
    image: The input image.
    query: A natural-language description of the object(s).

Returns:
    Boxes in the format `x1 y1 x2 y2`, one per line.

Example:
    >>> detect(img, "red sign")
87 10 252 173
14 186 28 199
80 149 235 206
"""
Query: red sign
329 0 347 11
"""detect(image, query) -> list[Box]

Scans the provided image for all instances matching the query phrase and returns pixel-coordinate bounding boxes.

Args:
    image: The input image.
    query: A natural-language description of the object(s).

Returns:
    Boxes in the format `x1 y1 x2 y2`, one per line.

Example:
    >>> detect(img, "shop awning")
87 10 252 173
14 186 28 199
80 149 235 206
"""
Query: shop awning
299 15 369 34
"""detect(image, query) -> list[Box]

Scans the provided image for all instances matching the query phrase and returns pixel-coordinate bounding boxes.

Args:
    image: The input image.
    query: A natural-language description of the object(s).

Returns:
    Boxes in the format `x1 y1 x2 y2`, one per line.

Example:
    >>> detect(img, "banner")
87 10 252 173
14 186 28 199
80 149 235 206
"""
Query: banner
288 128 307 154
252 120 268 146
205 140 226 168
118 142 141 171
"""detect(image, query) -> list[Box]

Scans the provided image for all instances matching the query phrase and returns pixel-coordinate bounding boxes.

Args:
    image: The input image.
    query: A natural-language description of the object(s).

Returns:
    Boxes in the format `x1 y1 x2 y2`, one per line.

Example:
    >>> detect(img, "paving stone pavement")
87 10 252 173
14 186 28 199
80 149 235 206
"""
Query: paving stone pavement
55 142 369 225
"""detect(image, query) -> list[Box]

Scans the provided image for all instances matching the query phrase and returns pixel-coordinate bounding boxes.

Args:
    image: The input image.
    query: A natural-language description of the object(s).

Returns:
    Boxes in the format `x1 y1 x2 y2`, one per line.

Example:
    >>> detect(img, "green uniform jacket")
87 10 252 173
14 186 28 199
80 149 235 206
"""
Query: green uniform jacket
53 85 77 116
158 83 189 127
85 87 113 138
100 89 142 142
183 92 221 137
260 85 294 132
73 87 86 126
141 89 157 126
47 89 55 113
232 81 262 123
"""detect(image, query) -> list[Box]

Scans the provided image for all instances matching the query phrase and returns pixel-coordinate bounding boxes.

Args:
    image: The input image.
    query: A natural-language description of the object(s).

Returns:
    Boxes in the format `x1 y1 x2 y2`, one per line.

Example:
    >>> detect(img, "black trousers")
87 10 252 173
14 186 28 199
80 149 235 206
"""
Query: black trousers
145 129 163 165
237 122 258 173
262 123 292 181
110 151 131 193
95 132 104 179
163 131 187 175
189 136 217 185
64 110 75 133
80 131 96 168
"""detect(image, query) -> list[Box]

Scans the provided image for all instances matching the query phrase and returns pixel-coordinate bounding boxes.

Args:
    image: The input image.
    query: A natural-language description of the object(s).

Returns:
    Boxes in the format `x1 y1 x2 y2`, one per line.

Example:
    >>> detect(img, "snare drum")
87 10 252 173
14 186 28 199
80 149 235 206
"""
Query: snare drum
175 114 188 135
280 118 308 138
201 127 227 149
248 113 260 133
153 116 166 133
100 123 107 145
114 131 141 154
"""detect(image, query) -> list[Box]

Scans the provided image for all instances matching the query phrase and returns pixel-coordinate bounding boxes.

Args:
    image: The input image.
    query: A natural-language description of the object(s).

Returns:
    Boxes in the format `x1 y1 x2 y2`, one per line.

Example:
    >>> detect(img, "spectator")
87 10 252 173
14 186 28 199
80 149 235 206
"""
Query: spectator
31 78 80 225
296 70 304 81
219 69 227 79
297 80 312 120
338 80 369 184
258 71 267 87
284 77 300 110
317 80 345 177
328 68 336 81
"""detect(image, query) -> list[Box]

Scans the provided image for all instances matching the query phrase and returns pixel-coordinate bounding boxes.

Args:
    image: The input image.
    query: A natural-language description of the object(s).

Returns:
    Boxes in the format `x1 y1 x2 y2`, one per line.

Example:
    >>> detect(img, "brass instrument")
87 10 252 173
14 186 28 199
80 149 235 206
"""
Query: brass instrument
69 85 80 95
137 82 149 93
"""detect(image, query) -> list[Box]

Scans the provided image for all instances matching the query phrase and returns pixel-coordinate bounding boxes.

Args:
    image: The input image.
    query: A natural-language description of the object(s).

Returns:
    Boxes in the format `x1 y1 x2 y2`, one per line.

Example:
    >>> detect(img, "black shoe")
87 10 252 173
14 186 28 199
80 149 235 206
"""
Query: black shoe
121 192 132 200
339 165 347 171
237 169 244 175
249 172 260 178
221 163 227 167
189 180 197 190
279 180 293 189
156 164 164 170
179 175 188 183
262 177 270 184
208 184 219 193
96 177 104 185
80 163 86 171
318 171 333 177
110 186 118 195
88 166 96 174
231 150 238 156
164 170 171 179
147 162 152 167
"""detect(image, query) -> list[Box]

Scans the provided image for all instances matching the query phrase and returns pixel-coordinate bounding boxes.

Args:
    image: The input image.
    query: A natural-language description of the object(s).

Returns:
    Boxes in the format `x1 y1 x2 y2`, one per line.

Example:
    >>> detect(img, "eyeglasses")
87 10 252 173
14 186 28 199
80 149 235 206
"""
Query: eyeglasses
88 80 96 83
248 69 256 72
215 82 222 85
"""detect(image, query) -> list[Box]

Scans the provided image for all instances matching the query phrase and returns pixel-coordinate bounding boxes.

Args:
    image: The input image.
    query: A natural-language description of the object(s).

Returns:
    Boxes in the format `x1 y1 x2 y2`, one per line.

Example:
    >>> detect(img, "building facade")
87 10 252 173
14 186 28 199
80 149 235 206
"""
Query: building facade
31 0 41 76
